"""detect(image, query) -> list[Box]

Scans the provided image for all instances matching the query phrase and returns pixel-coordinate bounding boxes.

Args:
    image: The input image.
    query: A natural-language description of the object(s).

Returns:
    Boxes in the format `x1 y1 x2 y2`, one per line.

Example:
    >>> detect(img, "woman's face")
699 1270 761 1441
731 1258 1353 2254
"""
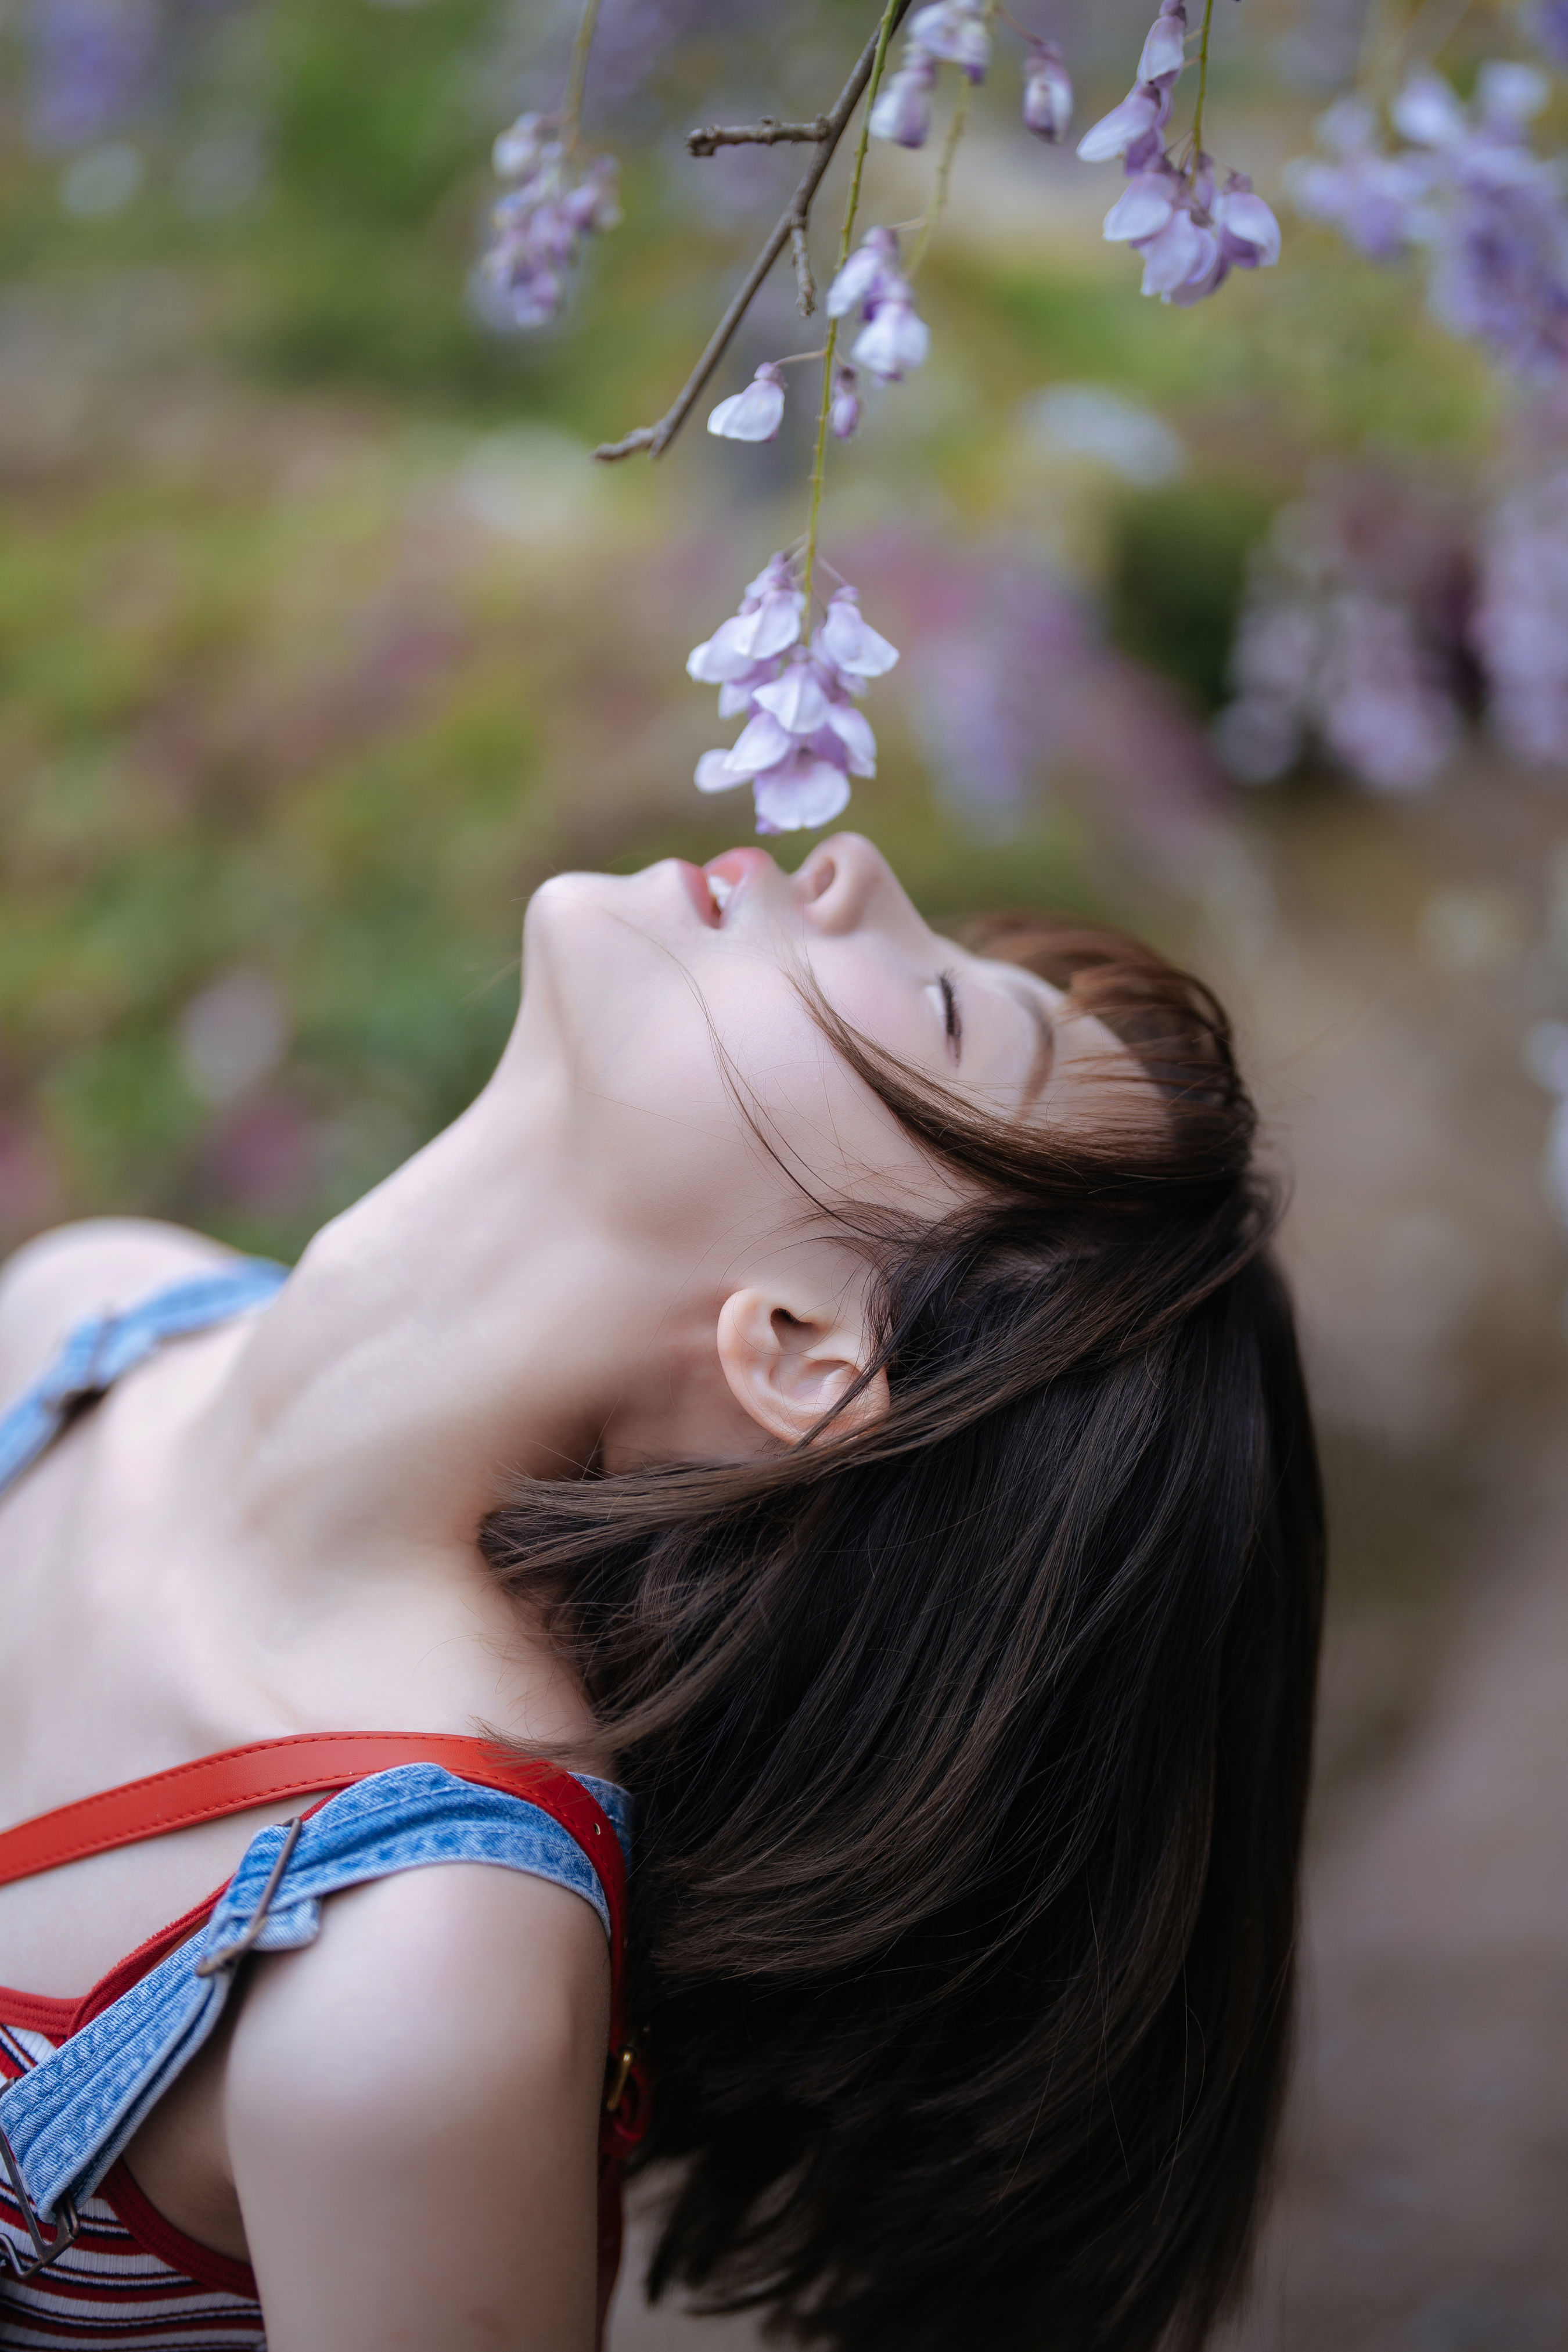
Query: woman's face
510 834 1140 1263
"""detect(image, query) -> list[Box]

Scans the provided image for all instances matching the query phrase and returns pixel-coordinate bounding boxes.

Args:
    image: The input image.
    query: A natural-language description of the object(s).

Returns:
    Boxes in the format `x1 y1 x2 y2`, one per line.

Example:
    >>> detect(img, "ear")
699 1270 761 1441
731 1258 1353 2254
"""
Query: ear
715 1288 891 1448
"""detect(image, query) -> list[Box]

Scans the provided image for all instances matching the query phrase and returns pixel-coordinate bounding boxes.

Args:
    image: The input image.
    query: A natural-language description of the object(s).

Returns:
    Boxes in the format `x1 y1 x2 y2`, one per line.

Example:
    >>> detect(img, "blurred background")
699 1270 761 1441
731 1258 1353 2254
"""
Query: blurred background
1 0 1566 2340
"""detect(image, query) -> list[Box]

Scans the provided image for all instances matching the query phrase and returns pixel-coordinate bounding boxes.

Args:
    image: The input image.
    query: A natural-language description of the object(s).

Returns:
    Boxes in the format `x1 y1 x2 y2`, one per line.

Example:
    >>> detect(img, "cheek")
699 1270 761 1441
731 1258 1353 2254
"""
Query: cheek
556 947 828 1249
808 938 938 1073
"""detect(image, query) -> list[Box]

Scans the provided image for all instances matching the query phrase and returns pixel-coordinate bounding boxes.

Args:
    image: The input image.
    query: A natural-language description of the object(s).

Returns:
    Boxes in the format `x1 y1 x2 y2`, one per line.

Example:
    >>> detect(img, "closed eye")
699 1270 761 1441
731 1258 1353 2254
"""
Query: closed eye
937 970 962 1062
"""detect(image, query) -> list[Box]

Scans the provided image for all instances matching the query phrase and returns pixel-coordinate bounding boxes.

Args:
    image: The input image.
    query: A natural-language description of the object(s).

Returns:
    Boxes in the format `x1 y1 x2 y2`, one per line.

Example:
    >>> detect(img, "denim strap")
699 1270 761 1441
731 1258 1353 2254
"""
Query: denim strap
0 1764 633 2226
0 1259 289 1500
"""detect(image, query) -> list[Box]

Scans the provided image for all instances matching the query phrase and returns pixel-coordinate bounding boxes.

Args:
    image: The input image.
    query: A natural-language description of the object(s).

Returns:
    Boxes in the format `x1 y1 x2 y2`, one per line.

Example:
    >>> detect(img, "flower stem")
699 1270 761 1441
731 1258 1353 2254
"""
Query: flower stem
907 81 970 278
562 0 603 153
1188 0 1217 167
804 0 901 602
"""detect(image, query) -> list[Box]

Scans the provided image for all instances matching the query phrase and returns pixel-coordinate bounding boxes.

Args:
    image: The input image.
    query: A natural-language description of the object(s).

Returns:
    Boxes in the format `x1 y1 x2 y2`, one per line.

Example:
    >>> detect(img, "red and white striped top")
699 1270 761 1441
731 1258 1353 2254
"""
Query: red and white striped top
0 1993 262 2347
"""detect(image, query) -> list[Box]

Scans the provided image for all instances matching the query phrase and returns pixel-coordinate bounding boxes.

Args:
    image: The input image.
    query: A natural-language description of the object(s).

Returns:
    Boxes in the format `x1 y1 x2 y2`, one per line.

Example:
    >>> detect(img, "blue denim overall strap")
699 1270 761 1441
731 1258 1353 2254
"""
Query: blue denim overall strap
0 1258 289 1500
0 1762 633 2231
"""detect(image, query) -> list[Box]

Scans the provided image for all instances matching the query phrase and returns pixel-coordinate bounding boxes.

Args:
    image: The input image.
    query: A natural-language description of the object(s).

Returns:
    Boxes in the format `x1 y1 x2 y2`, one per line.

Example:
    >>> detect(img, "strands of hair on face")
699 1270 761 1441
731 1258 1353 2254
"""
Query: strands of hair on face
479 915 1325 2352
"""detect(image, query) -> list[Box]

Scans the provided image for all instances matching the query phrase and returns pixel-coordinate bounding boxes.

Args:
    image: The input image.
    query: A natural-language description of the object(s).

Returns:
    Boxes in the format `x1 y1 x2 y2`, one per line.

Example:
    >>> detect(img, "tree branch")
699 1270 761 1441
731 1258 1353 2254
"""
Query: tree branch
594 0 912 463
686 117 830 157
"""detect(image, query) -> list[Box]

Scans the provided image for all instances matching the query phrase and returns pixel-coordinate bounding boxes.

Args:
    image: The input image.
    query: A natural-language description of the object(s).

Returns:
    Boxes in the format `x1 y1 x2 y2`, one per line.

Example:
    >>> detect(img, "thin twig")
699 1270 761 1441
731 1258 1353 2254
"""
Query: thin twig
594 0 914 463
790 222 817 314
686 117 830 156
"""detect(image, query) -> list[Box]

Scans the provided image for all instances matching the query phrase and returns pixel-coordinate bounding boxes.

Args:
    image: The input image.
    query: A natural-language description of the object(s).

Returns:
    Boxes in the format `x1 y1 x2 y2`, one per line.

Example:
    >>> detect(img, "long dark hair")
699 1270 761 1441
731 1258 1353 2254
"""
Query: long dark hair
481 914 1325 2352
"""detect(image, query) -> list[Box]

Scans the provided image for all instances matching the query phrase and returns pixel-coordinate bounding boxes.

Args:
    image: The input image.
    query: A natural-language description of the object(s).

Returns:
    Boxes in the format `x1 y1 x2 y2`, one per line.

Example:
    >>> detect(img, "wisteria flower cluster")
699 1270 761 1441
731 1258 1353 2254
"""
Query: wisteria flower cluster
826 226 930 382
1076 0 1280 305
688 556 899 833
1288 65 1568 380
474 112 621 332
869 0 1072 149
1208 461 1568 792
707 228 929 447
1214 474 1472 793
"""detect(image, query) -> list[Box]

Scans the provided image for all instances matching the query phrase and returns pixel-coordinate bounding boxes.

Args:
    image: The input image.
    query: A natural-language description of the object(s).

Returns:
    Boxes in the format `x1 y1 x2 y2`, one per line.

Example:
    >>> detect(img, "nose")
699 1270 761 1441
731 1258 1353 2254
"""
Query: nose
796 833 915 938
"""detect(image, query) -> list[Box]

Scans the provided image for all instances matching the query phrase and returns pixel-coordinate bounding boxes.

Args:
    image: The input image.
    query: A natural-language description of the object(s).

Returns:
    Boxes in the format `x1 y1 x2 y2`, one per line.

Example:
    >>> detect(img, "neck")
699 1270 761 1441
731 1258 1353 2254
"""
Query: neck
189 1073 649 1591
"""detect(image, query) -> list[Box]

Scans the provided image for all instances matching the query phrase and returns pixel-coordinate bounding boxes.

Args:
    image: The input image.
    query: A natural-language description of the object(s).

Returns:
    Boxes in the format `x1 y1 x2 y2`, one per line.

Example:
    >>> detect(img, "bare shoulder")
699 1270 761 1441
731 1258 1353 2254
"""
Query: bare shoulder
0 1219 239 1400
226 1865 611 2351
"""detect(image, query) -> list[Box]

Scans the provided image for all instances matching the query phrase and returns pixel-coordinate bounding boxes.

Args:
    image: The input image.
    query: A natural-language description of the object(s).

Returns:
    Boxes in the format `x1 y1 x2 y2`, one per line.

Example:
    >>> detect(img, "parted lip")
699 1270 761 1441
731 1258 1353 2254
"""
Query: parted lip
674 860 722 926
673 847 780 928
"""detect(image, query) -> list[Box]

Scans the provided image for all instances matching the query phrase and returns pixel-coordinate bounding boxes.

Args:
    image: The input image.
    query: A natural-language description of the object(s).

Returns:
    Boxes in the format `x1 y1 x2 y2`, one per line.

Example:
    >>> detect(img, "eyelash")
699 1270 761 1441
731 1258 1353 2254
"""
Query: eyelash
938 971 962 1059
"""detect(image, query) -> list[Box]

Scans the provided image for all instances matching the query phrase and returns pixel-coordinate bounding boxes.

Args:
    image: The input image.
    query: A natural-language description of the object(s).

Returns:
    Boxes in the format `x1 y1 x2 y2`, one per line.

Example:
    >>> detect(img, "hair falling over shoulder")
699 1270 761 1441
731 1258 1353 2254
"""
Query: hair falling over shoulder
481 916 1326 2352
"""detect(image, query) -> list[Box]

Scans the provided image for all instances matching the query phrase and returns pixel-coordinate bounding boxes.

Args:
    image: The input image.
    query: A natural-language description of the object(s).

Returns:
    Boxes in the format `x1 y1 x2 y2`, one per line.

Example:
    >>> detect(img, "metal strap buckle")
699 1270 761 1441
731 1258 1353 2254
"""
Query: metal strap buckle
0 2119 81 2281
193 1816 301 1979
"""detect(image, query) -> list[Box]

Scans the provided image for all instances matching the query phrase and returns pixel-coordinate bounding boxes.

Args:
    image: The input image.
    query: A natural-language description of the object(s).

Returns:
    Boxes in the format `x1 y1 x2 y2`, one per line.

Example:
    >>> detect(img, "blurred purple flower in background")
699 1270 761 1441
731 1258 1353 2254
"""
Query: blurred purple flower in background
1472 467 1568 763
1215 471 1476 792
475 111 621 332
687 556 898 833
1021 41 1073 143
1526 0 1568 69
24 0 160 152
1290 64 1568 379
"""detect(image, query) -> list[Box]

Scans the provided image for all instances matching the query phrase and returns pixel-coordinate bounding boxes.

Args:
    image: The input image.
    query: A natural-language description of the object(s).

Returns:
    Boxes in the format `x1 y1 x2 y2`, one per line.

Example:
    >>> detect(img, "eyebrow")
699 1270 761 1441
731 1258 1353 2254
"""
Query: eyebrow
1005 981 1056 1108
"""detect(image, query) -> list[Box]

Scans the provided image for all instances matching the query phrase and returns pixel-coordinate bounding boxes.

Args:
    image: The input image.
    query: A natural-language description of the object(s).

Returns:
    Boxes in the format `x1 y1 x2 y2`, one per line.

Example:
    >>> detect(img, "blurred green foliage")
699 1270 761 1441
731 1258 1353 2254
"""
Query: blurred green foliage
1106 483 1276 711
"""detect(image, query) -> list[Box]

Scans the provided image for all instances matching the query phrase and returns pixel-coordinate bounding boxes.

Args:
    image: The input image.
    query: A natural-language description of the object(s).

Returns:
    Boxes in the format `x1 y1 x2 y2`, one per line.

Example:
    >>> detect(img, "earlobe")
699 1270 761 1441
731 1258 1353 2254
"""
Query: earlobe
716 1288 890 1447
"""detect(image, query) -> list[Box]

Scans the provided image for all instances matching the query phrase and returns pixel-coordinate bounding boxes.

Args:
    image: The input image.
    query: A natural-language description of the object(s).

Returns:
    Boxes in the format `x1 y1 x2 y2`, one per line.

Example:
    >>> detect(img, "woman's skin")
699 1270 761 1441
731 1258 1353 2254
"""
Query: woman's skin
0 835 1138 2352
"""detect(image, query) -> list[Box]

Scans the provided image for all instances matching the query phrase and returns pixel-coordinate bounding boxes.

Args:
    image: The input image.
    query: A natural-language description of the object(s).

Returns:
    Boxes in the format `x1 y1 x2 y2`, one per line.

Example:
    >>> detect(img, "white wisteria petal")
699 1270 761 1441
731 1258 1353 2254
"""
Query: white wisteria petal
753 757 854 833
753 666 832 735
823 703 879 774
852 301 930 380
1136 8 1187 84
724 709 795 774
1077 88 1160 162
1214 188 1281 264
696 749 746 793
707 371 786 441
1104 174 1178 241
1138 208 1206 294
748 589 808 661
820 597 901 677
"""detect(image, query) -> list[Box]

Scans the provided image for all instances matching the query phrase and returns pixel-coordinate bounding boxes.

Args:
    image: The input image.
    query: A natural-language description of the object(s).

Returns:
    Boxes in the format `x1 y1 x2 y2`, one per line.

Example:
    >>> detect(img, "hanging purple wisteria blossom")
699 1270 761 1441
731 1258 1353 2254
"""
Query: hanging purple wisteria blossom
870 0 991 150
474 112 621 332
688 555 898 833
829 364 862 441
1022 42 1074 143
1076 0 1281 305
826 226 930 382
1288 64 1568 380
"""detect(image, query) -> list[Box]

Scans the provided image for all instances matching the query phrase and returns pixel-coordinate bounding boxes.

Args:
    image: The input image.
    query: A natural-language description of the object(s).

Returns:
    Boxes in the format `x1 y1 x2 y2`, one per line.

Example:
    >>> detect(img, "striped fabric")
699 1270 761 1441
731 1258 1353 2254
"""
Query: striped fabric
1 2002 262 2348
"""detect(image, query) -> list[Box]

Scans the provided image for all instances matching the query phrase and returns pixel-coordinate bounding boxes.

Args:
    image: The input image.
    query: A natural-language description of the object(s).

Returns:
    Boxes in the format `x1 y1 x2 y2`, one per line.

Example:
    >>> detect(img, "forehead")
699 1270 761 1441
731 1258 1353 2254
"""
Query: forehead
959 945 1160 1130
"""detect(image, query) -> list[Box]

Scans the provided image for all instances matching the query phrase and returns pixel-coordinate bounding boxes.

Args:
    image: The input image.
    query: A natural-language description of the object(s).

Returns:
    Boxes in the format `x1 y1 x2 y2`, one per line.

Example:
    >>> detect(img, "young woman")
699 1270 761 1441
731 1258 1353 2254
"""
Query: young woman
0 833 1322 2352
